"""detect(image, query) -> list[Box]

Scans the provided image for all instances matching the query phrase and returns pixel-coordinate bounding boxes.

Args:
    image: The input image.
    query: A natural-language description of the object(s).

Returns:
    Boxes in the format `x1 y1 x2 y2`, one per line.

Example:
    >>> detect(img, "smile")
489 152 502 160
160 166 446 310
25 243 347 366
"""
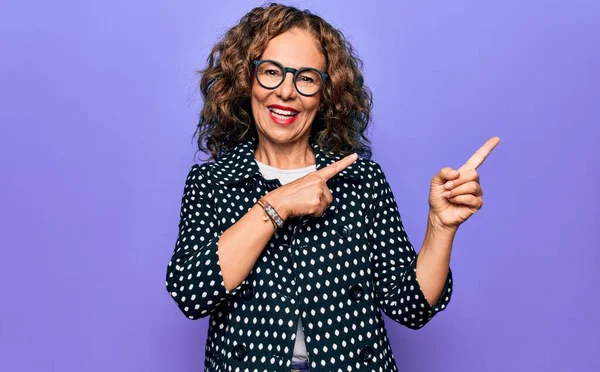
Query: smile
267 105 300 125
269 107 298 117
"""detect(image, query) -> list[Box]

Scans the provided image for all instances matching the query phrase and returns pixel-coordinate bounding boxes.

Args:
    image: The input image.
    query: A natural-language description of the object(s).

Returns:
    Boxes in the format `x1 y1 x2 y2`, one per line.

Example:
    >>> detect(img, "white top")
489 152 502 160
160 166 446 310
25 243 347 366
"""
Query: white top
255 159 316 363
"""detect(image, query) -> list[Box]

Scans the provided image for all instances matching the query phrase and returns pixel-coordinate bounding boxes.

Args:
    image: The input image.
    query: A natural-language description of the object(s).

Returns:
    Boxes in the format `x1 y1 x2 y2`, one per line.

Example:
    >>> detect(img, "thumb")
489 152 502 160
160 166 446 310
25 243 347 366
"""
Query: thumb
432 167 460 185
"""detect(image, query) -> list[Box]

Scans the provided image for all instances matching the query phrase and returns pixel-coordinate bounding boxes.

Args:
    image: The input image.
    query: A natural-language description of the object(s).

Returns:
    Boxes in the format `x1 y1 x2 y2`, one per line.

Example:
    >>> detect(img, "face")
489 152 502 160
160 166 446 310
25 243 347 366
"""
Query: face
251 29 326 147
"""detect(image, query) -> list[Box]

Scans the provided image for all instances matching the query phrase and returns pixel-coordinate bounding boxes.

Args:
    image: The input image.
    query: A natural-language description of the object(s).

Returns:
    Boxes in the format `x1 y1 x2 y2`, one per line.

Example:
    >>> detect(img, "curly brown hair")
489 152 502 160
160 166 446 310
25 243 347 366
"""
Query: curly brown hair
194 2 373 161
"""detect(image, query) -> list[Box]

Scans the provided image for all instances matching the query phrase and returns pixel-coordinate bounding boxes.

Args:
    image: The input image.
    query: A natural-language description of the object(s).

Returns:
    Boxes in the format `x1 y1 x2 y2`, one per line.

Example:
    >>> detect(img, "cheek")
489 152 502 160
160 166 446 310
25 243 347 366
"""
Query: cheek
302 96 321 112
251 81 269 105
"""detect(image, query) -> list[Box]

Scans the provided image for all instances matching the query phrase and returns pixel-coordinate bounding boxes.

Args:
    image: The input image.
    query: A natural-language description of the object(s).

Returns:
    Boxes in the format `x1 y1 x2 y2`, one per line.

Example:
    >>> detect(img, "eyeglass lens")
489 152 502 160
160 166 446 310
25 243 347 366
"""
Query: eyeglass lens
256 61 323 96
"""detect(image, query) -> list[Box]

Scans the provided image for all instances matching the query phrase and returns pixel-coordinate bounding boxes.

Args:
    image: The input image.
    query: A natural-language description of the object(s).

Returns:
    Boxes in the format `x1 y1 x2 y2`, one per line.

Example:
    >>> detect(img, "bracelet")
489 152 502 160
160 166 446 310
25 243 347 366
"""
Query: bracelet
257 197 285 230
256 199 277 231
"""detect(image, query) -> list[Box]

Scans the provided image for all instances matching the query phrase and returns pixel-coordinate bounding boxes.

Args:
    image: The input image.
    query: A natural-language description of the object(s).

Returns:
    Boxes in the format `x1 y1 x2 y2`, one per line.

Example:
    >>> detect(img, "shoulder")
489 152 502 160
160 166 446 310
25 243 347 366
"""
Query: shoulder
350 158 395 201
353 157 386 182
183 149 245 189
182 162 219 196
185 162 214 180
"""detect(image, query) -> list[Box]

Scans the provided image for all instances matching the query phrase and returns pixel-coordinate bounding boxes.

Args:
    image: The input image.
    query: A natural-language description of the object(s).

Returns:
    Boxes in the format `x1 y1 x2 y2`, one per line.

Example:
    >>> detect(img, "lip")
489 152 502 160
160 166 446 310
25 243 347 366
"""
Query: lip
267 104 300 126
268 104 300 114
267 108 298 125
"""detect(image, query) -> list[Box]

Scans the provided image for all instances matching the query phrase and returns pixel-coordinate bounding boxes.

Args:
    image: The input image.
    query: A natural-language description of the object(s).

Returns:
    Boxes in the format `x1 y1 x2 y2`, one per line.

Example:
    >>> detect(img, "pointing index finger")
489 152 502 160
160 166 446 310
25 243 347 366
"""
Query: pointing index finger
458 136 500 172
315 153 359 181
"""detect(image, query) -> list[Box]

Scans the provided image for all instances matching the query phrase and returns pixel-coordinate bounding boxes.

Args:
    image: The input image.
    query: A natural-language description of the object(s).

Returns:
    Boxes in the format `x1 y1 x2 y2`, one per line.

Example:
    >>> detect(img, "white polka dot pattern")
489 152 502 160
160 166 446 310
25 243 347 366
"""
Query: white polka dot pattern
166 136 453 371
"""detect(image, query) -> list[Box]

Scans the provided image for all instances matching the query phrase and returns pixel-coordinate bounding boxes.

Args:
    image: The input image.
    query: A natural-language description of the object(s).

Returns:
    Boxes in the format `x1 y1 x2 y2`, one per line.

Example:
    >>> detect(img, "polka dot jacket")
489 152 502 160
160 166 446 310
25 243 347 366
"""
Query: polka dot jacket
166 136 453 372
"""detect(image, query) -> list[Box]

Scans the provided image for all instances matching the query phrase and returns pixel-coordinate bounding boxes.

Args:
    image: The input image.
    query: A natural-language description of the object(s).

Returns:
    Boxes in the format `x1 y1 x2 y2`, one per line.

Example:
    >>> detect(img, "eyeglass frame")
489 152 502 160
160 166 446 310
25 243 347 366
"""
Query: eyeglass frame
252 59 329 97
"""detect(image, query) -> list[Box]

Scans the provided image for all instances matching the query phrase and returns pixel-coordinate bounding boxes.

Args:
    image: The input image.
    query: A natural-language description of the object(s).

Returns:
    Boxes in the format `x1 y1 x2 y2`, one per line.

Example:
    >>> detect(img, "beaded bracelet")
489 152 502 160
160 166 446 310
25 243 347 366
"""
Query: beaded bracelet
256 199 277 231
257 197 285 230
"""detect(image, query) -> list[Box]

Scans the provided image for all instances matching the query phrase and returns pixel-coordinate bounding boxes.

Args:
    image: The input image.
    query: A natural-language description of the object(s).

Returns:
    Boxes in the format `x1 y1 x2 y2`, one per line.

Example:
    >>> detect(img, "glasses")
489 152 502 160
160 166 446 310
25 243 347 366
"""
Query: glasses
253 59 329 97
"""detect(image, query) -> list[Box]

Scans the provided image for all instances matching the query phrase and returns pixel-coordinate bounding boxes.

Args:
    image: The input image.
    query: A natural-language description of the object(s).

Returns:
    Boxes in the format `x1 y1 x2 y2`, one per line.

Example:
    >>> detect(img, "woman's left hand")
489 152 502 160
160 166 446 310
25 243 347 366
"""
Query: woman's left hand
428 137 500 230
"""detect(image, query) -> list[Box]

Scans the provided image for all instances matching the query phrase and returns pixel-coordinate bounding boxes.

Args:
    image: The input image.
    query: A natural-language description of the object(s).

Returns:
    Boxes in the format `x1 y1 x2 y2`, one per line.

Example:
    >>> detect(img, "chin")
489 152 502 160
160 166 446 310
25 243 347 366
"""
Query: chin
259 126 304 144
266 131 299 144
257 117 299 134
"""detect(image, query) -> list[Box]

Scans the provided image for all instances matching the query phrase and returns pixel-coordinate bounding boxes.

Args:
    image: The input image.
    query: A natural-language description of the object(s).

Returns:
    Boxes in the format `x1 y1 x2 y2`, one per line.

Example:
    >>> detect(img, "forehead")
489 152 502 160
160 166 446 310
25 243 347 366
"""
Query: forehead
260 29 326 70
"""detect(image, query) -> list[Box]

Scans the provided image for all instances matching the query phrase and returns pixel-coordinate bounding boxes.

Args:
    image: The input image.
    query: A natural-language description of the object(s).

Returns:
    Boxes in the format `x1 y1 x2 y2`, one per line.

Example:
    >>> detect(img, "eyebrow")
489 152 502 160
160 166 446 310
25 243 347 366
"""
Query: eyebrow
260 58 325 71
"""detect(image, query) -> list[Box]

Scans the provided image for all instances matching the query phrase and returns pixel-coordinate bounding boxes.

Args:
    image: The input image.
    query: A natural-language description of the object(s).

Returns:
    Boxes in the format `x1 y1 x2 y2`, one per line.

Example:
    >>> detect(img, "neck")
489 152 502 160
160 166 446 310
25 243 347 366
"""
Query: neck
254 134 315 169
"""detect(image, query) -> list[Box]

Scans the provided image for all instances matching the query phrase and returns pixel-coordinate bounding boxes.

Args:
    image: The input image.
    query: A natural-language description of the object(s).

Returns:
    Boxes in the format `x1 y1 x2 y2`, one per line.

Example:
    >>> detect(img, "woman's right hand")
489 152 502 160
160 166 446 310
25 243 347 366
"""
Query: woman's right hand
265 153 358 220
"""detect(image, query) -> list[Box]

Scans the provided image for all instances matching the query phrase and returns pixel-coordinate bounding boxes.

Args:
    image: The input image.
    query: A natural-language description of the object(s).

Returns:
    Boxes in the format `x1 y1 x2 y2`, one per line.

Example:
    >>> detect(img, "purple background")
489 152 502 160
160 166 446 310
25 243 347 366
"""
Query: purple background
1 0 599 371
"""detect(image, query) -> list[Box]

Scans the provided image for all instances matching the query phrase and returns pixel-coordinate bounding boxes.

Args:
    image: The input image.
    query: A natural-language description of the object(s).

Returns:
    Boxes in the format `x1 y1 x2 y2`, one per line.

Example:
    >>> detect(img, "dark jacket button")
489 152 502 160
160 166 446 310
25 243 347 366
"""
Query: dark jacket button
349 284 364 301
338 225 351 238
246 178 257 190
360 345 374 362
232 344 247 361
240 283 254 300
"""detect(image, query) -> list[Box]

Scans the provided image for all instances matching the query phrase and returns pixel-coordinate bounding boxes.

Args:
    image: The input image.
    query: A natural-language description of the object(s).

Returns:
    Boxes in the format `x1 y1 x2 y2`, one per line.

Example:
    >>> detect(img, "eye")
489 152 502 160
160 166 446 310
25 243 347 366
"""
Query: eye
297 69 321 85
263 69 282 77
298 75 316 84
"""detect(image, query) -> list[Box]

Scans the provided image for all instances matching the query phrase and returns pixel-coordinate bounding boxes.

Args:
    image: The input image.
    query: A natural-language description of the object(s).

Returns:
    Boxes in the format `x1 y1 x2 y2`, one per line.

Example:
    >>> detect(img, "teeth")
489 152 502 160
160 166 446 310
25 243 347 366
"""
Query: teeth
271 111 292 120
269 107 297 116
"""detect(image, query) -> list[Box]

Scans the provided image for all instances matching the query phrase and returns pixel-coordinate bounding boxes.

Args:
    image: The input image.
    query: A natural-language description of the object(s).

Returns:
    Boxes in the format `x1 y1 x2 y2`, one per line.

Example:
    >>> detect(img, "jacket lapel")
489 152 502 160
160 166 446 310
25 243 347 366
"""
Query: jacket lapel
214 135 363 186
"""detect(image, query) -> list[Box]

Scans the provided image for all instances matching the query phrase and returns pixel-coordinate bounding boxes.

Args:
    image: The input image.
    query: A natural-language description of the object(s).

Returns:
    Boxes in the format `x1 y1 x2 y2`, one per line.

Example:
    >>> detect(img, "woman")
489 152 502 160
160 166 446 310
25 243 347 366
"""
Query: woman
166 3 499 372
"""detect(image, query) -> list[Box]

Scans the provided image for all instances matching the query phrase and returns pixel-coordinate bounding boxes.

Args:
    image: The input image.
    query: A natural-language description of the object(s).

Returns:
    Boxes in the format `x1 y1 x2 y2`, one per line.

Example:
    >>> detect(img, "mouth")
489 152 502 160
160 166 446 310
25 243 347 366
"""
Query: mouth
267 105 300 125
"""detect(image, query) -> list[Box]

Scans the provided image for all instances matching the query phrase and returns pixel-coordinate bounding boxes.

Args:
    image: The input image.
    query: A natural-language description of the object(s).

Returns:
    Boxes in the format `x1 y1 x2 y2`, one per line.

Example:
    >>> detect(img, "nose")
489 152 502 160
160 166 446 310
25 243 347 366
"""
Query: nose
275 71 297 101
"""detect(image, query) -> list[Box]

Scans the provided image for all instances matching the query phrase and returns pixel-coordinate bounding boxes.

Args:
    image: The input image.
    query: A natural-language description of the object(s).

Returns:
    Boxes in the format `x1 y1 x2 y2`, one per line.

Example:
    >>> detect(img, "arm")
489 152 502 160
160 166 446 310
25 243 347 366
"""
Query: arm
370 163 452 329
415 212 457 306
165 165 275 319
166 154 359 319
418 137 501 305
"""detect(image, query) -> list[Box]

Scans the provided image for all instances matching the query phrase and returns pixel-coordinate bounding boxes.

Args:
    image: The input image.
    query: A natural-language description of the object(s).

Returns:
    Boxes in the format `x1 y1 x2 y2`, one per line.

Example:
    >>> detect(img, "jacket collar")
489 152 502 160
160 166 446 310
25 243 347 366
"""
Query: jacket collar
213 135 363 185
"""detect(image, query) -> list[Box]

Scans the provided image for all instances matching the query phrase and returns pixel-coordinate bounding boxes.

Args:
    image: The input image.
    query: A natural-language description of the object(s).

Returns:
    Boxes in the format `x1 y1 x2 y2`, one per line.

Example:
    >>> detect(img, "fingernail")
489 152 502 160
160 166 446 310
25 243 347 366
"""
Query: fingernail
444 181 454 189
442 191 451 197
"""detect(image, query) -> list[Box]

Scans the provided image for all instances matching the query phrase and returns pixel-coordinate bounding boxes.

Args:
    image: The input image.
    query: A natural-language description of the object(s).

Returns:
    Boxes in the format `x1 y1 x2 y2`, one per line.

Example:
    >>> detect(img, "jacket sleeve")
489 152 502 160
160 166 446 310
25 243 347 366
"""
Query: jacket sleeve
369 162 453 329
165 164 246 319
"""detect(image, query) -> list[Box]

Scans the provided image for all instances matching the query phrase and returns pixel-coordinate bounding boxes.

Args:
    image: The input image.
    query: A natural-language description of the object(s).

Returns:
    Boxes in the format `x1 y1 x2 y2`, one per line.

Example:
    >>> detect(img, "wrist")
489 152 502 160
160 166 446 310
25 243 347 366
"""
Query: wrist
427 210 458 236
264 190 290 221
